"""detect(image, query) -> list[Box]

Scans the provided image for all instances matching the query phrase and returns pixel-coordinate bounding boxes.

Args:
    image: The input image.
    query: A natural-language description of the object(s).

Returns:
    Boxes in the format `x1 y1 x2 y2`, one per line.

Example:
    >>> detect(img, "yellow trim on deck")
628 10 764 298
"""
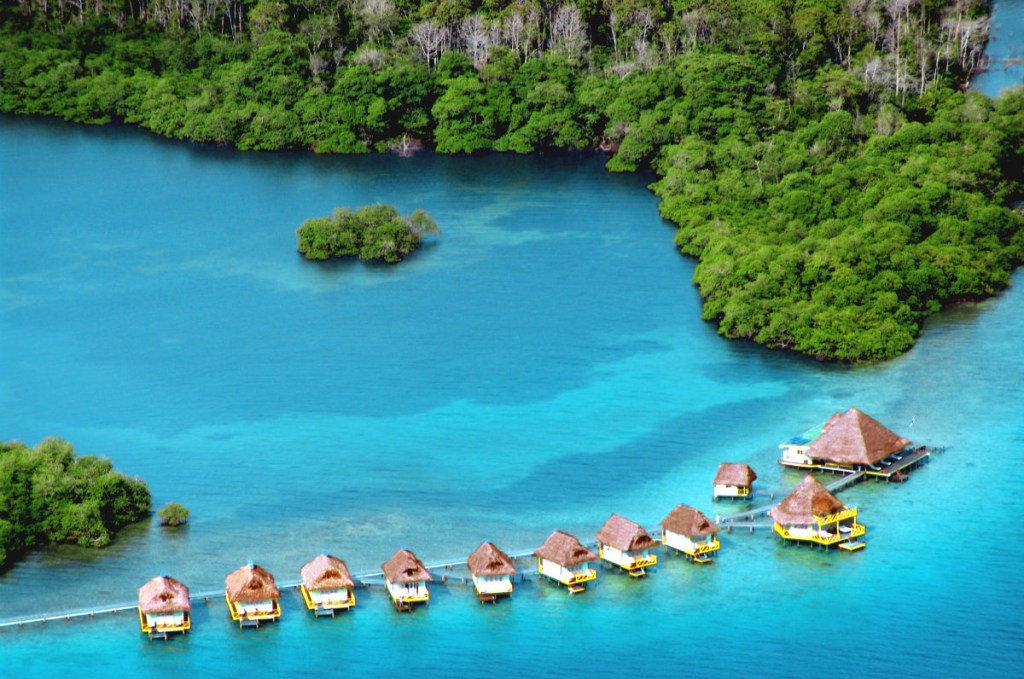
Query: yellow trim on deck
225 594 282 625
138 607 191 636
300 584 356 613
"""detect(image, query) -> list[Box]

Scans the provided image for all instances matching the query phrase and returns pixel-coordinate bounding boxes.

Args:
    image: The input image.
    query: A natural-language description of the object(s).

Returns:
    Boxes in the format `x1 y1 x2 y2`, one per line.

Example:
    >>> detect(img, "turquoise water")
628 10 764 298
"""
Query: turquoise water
3 36 1024 674
973 0 1024 95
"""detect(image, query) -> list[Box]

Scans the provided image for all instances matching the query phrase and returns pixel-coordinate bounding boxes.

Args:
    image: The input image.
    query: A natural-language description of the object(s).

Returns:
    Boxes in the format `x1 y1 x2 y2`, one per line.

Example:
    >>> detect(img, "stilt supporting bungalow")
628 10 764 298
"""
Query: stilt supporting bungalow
660 505 720 563
300 553 356 617
595 514 659 577
137 575 191 640
466 541 516 604
225 562 282 628
712 463 758 501
534 530 598 594
769 475 866 551
382 548 431 612
780 407 913 475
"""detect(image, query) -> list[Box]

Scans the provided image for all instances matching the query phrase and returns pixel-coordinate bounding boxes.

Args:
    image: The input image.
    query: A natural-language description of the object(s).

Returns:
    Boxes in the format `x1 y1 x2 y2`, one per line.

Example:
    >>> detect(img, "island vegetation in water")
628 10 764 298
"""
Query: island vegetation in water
0 438 152 569
297 205 440 263
1 1 1022 361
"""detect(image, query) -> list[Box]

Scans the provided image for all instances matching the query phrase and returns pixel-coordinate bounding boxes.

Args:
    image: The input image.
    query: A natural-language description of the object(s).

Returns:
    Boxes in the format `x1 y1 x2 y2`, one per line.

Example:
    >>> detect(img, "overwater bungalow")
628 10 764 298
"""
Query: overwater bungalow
534 530 598 594
299 553 356 617
594 514 659 577
224 562 282 628
466 541 516 603
780 407 910 472
382 548 431 612
769 475 865 551
137 575 191 640
713 463 758 500
660 505 720 563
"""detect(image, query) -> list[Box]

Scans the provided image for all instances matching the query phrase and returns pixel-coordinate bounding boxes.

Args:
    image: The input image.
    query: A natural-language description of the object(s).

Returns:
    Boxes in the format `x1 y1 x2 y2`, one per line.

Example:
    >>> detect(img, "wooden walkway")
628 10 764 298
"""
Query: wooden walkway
0 546 568 631
717 470 866 526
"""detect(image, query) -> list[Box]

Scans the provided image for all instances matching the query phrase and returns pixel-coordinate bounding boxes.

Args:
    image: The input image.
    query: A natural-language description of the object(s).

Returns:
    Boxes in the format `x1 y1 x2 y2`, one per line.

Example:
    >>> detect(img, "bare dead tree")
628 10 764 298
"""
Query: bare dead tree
409 20 448 69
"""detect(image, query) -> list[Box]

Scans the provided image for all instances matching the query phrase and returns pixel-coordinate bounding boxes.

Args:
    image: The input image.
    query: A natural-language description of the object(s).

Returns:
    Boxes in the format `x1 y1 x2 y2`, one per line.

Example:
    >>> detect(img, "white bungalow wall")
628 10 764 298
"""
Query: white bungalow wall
780 443 813 465
539 558 590 584
664 530 700 553
714 483 747 497
311 588 351 605
472 574 513 594
387 581 428 599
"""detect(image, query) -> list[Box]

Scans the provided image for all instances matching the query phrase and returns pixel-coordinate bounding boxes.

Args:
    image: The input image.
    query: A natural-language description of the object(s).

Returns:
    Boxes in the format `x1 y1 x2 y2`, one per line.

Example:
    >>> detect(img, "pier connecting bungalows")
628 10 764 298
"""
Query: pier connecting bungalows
660 505 720 563
466 541 516 603
780 407 913 475
299 554 356 616
137 575 191 639
595 514 659 577
713 463 758 500
382 548 431 611
225 562 282 628
534 530 598 594
769 475 866 551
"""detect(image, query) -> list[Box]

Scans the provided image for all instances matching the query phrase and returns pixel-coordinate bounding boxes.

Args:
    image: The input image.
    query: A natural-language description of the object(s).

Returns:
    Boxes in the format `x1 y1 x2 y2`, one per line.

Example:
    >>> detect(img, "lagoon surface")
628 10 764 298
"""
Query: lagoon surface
3 52 1024 676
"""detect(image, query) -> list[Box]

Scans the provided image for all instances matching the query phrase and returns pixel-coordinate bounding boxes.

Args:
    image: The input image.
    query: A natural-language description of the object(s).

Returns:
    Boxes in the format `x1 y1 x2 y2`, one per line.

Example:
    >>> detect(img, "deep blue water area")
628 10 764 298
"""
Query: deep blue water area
3 29 1024 673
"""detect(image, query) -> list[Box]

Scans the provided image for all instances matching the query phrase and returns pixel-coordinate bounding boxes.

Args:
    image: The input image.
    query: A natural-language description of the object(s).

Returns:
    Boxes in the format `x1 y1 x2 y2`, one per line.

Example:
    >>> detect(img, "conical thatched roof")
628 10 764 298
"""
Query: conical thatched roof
714 462 757 486
138 575 191 614
595 514 660 552
768 475 846 525
225 563 281 603
660 505 719 537
382 548 431 584
533 530 597 566
806 407 910 466
301 554 355 591
467 541 517 578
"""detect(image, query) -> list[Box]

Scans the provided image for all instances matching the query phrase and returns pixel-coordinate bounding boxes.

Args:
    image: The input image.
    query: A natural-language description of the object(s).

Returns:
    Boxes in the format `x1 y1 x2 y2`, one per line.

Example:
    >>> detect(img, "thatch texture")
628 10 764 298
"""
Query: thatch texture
533 530 597 566
769 475 846 525
714 463 757 486
660 505 719 537
300 554 355 591
225 563 281 603
807 407 910 466
138 575 191 614
467 541 517 578
382 549 431 584
595 514 660 552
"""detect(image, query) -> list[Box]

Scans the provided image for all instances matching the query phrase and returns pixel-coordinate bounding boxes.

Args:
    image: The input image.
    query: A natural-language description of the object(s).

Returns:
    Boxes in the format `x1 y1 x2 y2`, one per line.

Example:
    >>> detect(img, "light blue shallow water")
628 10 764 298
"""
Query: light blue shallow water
3 39 1024 674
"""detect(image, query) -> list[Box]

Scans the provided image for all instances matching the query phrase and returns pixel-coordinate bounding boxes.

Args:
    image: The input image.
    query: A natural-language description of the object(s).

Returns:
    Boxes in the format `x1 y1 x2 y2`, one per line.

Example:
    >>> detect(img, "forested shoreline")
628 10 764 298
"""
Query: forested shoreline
0 438 152 569
2 0 1022 360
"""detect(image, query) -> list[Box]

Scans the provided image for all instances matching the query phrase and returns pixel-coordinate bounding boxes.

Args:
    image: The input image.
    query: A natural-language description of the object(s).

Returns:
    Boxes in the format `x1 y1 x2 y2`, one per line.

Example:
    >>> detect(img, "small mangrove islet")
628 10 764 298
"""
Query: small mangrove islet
296 205 440 264
0 437 152 569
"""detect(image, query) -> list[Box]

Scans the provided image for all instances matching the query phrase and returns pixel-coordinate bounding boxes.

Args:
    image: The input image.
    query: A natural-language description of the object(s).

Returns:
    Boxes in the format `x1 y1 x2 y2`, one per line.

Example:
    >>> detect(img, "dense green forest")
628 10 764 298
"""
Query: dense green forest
1 0 1022 360
297 204 440 262
0 438 152 569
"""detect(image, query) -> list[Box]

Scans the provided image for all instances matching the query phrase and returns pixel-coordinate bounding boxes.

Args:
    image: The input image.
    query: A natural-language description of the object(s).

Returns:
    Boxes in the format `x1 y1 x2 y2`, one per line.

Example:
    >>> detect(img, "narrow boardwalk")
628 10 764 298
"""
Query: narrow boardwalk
717 470 866 525
0 545 583 631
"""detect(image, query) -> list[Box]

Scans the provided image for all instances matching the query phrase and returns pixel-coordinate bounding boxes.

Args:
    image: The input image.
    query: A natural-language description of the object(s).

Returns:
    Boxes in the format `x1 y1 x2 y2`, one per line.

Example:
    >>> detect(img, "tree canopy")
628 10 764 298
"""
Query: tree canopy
1 0 1021 361
0 438 152 569
296 205 440 262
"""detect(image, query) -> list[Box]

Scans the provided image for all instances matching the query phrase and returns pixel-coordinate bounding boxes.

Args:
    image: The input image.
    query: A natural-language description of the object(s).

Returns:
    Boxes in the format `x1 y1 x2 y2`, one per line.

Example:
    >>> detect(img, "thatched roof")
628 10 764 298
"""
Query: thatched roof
714 462 757 486
225 563 281 603
806 407 910 466
533 530 597 566
138 575 191 614
382 548 431 584
300 554 355 591
768 475 846 525
660 505 719 537
467 541 517 578
595 514 660 552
